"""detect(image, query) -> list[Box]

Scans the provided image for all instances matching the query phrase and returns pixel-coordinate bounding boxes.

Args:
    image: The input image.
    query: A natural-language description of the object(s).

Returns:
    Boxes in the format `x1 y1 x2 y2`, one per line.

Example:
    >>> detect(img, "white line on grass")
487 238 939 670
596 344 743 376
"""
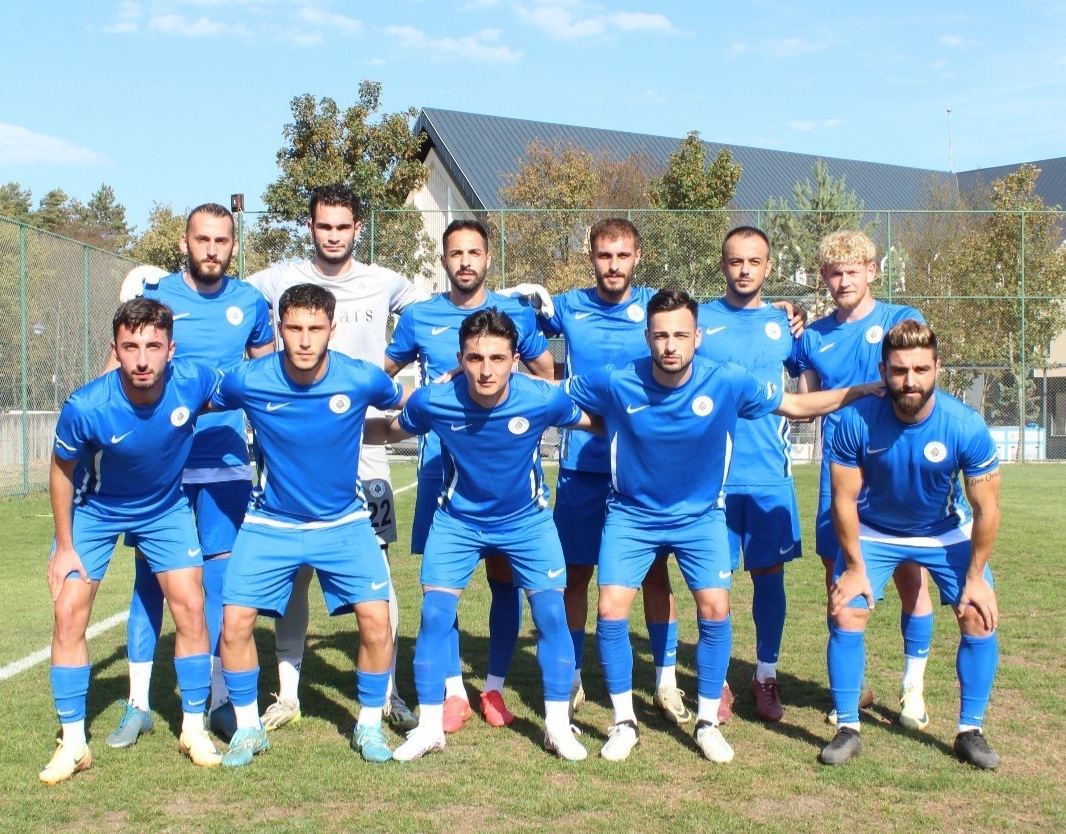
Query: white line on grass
0 481 420 683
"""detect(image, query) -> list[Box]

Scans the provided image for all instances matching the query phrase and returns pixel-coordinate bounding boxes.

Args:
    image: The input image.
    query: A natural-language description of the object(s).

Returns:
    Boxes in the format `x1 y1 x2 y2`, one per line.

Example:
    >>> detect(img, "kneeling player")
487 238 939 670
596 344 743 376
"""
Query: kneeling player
821 320 1002 769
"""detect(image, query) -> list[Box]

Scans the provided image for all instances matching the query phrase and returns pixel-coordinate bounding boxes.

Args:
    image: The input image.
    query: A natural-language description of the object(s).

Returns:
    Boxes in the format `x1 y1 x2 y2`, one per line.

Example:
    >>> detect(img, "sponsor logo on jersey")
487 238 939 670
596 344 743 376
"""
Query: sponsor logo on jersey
692 396 714 416
172 312 192 320
266 402 291 412
865 325 884 344
866 445 890 455
626 404 649 414
508 416 530 435
764 321 782 340
171 406 190 427
705 325 728 336
431 326 451 336
110 430 134 444
330 394 351 414
226 306 244 326
450 423 471 432
818 341 837 353
573 312 594 320
924 441 947 462
627 304 645 322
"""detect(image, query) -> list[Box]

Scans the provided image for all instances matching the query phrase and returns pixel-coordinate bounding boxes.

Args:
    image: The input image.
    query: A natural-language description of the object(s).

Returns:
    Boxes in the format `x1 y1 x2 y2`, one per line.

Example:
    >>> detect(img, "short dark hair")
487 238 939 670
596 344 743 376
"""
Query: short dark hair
589 218 640 251
309 184 361 223
721 225 770 260
113 297 173 341
646 288 698 323
458 307 518 354
882 319 939 364
187 203 234 236
279 283 336 323
443 218 491 252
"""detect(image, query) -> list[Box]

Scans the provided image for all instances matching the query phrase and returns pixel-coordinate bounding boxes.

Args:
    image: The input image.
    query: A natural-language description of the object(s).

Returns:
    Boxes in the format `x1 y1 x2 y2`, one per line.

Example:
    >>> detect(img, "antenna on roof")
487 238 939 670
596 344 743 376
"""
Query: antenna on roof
946 106 953 172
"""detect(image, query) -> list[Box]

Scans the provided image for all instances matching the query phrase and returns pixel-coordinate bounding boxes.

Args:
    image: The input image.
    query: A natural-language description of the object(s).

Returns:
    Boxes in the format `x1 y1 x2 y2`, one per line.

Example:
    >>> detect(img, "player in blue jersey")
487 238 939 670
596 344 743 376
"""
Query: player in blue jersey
373 308 600 762
819 321 1002 769
107 203 275 748
696 227 801 723
385 218 554 732
567 289 877 764
41 299 223 784
795 230 934 728
536 218 691 725
210 283 410 767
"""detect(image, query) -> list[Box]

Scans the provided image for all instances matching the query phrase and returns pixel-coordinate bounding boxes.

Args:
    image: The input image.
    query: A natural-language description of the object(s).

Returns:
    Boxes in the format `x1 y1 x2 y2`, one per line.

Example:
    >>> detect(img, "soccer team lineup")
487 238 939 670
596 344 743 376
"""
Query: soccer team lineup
39 182 1004 784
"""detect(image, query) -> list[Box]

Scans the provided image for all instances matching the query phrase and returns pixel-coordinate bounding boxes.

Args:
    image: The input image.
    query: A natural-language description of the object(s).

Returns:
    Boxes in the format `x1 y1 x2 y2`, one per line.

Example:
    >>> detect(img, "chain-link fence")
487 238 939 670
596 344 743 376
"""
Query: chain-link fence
3 207 1064 497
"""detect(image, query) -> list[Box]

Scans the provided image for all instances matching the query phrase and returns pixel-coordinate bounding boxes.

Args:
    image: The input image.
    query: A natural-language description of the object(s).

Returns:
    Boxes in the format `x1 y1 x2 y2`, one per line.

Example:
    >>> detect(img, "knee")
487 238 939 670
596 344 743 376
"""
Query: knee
956 605 995 638
222 608 255 647
832 607 868 632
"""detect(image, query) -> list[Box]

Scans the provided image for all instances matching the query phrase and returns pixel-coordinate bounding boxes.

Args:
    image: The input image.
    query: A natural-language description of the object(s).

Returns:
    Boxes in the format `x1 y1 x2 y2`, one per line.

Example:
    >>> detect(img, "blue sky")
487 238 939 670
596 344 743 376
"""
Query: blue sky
3 0 1064 231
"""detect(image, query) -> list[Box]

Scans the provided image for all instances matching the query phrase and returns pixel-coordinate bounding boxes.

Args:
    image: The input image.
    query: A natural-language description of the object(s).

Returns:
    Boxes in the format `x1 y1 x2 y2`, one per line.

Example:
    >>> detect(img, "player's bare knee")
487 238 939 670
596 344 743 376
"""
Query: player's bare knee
833 606 869 631
956 603 995 637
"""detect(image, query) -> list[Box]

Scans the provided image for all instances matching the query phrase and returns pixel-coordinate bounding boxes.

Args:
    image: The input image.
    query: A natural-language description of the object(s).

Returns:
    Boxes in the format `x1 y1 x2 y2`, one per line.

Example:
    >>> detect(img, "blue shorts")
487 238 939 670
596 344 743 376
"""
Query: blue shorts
184 479 251 556
598 505 732 592
554 469 610 567
421 509 565 591
70 500 203 581
410 474 442 555
834 528 994 610
724 483 802 572
224 517 390 617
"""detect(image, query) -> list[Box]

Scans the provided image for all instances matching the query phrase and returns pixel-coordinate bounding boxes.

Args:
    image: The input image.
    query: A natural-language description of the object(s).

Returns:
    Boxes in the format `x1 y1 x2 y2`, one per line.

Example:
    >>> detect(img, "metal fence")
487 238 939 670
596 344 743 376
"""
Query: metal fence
2 206 1063 497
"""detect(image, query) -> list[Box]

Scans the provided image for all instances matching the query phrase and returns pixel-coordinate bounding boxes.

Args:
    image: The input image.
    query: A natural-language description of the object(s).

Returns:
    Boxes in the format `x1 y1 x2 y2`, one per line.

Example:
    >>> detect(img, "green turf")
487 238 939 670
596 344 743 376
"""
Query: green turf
1 462 1063 833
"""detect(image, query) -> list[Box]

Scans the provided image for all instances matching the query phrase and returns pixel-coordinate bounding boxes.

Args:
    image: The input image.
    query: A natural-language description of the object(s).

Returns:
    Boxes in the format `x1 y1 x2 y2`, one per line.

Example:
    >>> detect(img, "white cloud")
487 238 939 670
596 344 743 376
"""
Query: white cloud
788 118 843 132
723 42 747 58
763 37 828 57
0 124 110 166
150 13 233 36
608 11 676 34
298 5 362 36
515 2 676 40
386 25 523 62
103 0 142 34
938 33 972 47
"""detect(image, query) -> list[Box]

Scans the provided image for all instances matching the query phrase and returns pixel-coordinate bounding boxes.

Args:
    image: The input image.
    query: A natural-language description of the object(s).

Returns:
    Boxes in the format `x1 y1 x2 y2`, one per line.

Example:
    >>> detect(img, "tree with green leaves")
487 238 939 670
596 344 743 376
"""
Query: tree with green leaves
762 160 869 302
641 131 741 297
253 81 433 279
129 203 186 273
0 182 33 223
76 184 132 253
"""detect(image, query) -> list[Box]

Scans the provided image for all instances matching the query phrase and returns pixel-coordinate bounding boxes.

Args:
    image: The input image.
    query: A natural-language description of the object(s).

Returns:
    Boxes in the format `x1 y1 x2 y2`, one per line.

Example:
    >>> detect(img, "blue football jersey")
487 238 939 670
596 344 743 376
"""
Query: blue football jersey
794 301 924 452
541 285 656 473
828 391 999 537
566 355 783 521
54 359 222 520
386 291 550 479
398 374 582 526
697 299 800 486
144 273 274 471
211 351 404 524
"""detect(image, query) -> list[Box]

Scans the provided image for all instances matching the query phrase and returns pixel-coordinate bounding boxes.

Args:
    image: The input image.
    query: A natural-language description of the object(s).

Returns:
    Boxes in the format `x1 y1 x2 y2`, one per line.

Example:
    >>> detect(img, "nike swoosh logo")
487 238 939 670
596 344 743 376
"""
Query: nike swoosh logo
780 544 795 555
866 446 889 454
818 342 836 353
266 402 291 412
666 649 677 658
189 698 206 707
450 424 471 431
626 404 649 414
188 548 201 558
431 326 451 335
111 431 134 444
547 567 565 579
172 313 192 320
706 326 727 335
718 569 732 579
917 648 929 657
371 580 389 591
574 312 593 320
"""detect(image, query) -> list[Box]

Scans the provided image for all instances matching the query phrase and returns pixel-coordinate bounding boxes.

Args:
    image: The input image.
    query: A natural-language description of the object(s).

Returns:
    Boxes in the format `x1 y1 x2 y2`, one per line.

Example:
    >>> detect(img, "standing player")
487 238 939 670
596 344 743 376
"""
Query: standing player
795 230 934 728
247 184 425 731
696 226 801 722
384 218 554 731
567 290 876 763
374 308 598 762
820 321 1002 769
41 298 222 784
108 203 274 748
212 284 410 767
537 218 688 724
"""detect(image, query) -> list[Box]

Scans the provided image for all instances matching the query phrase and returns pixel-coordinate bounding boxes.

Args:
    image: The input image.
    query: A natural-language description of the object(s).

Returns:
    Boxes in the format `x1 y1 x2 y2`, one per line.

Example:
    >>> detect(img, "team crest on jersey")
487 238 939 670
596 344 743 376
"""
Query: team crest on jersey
692 396 713 417
764 321 782 340
171 406 190 427
627 304 645 322
865 325 884 344
226 306 244 326
330 394 351 414
367 480 386 498
924 441 947 462
508 416 530 434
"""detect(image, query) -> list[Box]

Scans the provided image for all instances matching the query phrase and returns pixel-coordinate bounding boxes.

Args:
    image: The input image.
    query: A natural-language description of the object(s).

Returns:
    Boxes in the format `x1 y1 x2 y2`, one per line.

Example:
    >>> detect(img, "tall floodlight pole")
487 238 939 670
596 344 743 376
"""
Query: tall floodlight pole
947 106 954 172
